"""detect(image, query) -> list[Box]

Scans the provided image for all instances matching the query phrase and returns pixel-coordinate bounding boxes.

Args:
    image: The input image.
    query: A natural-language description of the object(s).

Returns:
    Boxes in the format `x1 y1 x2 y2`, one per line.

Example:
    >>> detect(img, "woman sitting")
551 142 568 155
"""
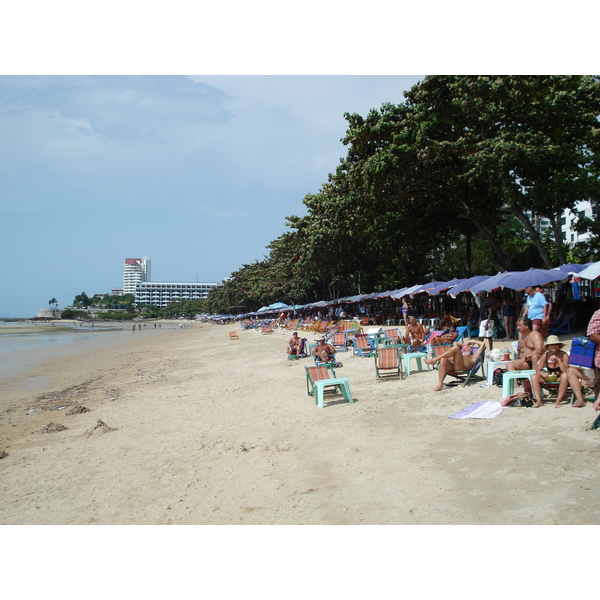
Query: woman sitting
431 324 458 346
425 340 486 391
531 335 570 408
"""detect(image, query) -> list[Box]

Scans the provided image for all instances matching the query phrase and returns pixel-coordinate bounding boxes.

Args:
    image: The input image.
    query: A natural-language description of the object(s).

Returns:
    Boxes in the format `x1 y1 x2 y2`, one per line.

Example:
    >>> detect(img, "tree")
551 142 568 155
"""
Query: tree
48 297 58 309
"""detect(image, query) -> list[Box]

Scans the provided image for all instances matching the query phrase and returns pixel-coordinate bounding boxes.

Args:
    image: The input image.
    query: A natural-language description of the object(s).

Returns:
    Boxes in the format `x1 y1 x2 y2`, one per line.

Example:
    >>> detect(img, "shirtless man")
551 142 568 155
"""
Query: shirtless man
425 340 486 391
404 317 425 351
507 317 544 372
312 338 337 364
287 331 304 357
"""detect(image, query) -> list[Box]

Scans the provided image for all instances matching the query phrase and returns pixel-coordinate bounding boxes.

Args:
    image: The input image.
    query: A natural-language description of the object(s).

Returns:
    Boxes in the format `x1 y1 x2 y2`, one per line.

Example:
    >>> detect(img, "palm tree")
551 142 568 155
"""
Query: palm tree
49 298 58 309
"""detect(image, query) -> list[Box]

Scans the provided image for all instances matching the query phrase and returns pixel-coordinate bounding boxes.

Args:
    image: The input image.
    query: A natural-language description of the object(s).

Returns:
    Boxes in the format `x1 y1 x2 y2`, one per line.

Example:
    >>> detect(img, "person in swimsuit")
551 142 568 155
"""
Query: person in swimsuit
312 338 338 365
500 294 517 340
425 340 486 391
287 331 305 357
431 324 458 346
531 335 570 408
402 298 409 324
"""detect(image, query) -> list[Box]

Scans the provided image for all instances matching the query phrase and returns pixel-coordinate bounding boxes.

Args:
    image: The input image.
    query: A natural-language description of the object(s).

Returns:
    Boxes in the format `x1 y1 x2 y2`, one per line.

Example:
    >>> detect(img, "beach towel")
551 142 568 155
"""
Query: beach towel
449 400 505 419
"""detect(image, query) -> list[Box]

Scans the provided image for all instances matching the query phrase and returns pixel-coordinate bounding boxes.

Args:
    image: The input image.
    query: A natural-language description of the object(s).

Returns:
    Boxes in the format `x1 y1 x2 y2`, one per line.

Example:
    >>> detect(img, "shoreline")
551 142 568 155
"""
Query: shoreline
1 323 599 525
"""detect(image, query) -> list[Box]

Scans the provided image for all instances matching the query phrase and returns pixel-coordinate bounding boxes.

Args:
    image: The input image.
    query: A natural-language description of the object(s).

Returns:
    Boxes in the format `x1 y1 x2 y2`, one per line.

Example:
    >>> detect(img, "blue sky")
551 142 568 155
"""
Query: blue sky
1 4 592 318
0 75 424 317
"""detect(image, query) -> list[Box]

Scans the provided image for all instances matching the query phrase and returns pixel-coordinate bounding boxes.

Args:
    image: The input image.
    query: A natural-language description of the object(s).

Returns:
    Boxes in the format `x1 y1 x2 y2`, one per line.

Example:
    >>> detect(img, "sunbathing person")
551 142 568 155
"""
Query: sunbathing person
312 338 338 365
431 324 458 346
425 340 486 391
507 317 544 372
404 317 425 351
287 331 305 357
531 335 570 408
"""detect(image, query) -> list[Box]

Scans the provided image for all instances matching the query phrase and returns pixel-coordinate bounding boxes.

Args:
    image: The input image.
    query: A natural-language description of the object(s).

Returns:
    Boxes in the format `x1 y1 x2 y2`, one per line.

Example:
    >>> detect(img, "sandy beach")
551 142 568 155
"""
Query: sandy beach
1 322 599 525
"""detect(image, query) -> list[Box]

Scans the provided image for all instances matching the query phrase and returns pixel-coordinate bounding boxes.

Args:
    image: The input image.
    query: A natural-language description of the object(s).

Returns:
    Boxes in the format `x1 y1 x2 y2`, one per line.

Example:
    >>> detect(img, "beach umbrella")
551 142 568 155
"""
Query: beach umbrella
577 261 600 281
409 281 446 297
469 272 515 295
448 275 494 298
496 268 571 291
269 302 290 310
392 284 423 299
428 279 465 296
554 262 593 274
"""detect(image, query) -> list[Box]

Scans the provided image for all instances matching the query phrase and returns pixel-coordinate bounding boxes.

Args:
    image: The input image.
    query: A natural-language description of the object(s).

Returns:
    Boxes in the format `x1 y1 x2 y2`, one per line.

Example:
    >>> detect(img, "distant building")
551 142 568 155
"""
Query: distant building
135 281 220 307
560 200 598 245
123 257 151 295
525 200 597 244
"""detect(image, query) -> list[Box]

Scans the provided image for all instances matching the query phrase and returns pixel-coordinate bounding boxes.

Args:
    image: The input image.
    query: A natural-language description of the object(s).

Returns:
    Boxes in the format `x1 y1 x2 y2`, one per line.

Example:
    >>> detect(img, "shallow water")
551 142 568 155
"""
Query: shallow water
0 322 182 384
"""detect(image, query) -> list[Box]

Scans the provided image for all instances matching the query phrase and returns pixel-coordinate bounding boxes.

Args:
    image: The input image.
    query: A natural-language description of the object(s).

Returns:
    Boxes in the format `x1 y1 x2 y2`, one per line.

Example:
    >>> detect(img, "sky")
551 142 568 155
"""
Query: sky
1 5 594 319
0 74 424 317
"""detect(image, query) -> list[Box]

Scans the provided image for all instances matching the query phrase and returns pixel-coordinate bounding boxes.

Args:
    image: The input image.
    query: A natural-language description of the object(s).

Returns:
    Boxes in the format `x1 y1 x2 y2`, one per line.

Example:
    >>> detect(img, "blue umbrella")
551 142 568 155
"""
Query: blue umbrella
469 272 515 295
496 268 571 291
447 275 493 298
428 278 465 296
554 262 593 274
409 281 447 297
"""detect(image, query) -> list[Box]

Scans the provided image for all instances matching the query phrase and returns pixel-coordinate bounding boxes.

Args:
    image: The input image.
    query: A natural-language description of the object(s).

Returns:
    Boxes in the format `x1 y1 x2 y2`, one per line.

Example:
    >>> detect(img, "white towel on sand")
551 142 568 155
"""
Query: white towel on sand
449 400 504 419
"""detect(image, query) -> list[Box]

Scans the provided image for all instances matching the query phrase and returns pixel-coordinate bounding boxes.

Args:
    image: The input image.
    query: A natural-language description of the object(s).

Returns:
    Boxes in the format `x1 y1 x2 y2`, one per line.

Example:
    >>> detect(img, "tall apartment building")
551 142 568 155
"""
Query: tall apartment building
123 257 151 295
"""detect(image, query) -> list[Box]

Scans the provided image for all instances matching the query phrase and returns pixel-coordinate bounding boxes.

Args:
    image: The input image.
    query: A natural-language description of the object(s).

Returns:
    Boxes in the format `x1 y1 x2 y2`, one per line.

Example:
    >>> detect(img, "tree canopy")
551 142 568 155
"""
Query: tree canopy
205 76 600 314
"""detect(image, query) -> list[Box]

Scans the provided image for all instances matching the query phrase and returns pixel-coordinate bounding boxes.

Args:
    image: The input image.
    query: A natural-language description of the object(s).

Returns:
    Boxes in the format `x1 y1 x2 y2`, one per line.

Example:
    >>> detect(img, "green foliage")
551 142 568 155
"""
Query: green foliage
205 76 599 314
98 311 138 321
60 308 88 319
161 299 206 319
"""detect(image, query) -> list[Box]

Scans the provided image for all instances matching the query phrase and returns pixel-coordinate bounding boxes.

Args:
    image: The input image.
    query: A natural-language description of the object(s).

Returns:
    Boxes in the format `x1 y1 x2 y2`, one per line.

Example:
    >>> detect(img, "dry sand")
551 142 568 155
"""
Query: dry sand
1 323 600 525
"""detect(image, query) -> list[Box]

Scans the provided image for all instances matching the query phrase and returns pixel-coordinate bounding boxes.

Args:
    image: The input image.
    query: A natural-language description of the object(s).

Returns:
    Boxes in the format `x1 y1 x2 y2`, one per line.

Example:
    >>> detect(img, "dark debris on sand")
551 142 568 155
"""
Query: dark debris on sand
37 422 69 434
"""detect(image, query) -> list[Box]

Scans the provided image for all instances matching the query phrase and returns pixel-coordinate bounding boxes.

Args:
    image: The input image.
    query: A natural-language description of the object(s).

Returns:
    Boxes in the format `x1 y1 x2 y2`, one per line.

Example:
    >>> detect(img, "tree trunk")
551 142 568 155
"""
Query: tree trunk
547 214 566 265
465 230 472 277
509 208 555 268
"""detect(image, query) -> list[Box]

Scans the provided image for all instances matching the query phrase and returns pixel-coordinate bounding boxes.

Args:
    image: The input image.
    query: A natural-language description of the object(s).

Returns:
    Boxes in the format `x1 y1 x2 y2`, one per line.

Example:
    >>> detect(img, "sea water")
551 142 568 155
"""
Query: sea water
0 321 181 386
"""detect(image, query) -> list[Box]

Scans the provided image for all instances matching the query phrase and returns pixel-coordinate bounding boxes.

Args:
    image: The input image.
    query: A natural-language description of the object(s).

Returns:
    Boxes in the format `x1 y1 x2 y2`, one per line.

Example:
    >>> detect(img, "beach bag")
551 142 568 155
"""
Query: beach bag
492 368 505 387
570 337 596 369
500 392 533 407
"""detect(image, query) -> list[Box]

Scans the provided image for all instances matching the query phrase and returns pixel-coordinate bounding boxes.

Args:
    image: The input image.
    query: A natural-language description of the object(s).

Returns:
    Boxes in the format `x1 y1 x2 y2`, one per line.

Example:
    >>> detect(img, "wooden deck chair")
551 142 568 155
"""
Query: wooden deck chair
328 332 348 352
384 328 401 344
374 347 404 381
352 335 376 357
305 365 353 407
548 313 575 335
229 331 239 340
431 343 486 387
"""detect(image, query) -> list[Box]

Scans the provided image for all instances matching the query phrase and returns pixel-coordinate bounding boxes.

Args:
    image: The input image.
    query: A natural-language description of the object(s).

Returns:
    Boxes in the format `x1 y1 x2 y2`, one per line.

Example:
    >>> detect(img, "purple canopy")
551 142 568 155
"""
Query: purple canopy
447 275 494 298
496 268 571 291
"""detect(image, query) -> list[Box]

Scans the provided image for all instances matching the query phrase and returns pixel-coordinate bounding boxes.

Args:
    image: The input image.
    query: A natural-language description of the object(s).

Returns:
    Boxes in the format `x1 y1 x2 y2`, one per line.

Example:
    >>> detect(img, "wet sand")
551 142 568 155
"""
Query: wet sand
1 323 599 525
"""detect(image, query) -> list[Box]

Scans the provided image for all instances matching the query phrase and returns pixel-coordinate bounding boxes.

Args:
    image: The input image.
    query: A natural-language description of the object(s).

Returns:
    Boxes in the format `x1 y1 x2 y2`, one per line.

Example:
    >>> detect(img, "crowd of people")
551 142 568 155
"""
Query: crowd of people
283 297 600 411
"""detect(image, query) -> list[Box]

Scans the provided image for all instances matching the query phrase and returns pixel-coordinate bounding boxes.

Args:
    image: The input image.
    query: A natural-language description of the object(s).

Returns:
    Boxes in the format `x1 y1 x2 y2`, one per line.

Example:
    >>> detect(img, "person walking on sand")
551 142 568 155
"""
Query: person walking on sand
478 291 494 350
132 324 136 333
425 340 486 391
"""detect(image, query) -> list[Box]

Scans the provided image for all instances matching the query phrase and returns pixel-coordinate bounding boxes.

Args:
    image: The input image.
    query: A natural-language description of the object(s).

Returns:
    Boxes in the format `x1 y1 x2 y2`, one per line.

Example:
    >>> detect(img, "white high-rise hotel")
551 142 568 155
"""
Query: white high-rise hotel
122 256 220 307
123 257 151 295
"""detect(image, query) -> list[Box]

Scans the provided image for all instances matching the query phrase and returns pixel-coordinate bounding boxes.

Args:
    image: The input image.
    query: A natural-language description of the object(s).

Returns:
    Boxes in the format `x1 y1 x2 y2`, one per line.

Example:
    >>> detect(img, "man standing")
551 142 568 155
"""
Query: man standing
535 285 553 339
523 286 548 334
478 291 494 350
587 307 600 411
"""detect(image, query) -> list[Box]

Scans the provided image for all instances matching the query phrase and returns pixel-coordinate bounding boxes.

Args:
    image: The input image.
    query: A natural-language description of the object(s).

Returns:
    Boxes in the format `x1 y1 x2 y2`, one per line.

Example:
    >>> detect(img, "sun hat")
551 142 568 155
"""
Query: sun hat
544 335 565 350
